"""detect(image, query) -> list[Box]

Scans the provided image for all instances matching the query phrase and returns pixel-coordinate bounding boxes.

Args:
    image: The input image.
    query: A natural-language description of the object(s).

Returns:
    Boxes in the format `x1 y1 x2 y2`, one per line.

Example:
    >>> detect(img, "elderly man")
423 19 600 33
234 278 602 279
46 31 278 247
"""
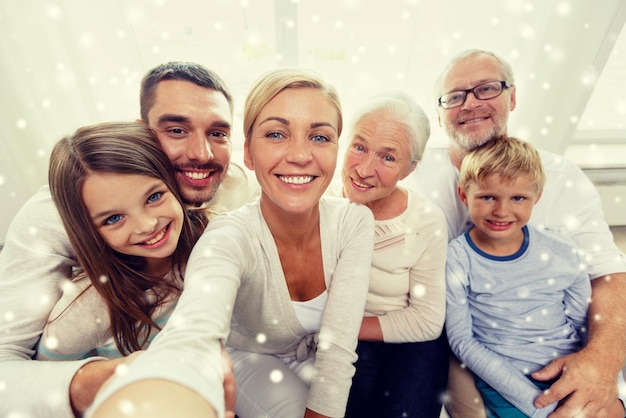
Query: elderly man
409 49 626 418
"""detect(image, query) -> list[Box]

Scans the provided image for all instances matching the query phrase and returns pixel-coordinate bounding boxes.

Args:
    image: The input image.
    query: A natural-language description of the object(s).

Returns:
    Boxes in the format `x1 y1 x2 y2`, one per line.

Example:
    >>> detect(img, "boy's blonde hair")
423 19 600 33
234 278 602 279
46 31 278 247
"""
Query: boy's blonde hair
459 136 546 193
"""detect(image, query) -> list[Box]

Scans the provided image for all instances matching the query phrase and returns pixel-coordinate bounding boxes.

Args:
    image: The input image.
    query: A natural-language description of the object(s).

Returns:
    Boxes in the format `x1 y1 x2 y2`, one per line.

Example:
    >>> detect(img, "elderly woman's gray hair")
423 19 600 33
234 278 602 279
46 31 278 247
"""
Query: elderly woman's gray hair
349 90 430 166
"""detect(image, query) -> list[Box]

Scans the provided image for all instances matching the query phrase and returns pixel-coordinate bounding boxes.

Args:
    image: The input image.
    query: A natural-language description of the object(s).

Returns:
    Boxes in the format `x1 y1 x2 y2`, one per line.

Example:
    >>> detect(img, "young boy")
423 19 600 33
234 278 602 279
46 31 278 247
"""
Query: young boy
445 136 625 418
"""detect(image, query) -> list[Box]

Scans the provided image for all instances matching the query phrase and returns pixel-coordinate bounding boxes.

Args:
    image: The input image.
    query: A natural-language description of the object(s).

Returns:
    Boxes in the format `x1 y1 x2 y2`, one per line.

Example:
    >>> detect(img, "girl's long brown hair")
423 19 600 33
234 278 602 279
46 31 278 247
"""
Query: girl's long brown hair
48 122 208 355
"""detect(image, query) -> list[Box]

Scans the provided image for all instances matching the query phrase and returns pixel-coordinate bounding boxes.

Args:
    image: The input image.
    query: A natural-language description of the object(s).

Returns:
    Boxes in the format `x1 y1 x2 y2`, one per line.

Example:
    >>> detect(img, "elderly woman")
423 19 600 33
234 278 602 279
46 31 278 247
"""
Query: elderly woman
339 90 449 418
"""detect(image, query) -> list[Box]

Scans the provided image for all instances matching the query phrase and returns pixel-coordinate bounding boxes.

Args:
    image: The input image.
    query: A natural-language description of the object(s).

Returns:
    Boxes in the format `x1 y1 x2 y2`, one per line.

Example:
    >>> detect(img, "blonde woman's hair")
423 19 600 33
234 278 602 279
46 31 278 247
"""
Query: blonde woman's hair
459 136 546 193
243 68 342 143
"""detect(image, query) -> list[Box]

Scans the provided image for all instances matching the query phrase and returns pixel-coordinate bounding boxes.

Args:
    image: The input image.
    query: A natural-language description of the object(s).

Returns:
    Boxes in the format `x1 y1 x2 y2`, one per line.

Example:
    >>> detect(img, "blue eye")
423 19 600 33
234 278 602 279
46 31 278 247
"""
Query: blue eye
267 132 284 139
104 214 123 225
512 196 525 202
481 196 494 201
354 144 365 152
311 135 329 143
445 93 463 105
147 192 163 204
383 155 395 163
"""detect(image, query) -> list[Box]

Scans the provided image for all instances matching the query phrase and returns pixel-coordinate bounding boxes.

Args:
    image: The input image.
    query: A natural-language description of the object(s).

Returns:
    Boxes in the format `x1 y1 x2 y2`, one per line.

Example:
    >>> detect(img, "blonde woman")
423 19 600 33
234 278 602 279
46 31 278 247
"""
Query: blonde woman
88 69 374 418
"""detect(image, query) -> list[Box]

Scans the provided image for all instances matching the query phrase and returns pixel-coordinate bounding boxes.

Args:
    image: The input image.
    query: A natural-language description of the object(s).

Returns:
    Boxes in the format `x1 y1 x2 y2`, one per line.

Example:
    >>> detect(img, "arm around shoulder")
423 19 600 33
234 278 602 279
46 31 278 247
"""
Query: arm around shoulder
0 186 82 418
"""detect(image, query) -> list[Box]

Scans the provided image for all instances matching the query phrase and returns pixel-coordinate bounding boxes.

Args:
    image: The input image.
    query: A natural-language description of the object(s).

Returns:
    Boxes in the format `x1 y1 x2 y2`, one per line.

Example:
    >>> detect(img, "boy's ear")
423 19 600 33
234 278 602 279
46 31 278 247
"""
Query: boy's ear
534 190 543 205
458 186 469 207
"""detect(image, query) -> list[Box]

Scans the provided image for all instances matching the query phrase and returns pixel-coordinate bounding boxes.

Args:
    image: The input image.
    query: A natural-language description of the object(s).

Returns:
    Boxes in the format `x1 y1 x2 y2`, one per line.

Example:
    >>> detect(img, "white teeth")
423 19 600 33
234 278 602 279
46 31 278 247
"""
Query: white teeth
184 171 210 180
468 116 489 123
279 175 314 185
144 228 165 245
353 178 372 188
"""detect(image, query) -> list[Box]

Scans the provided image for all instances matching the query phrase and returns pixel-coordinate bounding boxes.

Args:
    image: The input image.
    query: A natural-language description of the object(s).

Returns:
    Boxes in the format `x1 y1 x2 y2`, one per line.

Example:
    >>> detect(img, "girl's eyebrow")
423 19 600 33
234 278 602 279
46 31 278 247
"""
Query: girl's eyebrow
91 180 163 221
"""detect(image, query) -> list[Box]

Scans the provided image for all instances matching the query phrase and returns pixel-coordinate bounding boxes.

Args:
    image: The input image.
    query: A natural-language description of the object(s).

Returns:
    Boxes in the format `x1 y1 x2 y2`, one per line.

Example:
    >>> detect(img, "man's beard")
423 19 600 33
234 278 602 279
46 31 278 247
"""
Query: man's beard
182 184 220 207
176 163 224 206
453 127 499 151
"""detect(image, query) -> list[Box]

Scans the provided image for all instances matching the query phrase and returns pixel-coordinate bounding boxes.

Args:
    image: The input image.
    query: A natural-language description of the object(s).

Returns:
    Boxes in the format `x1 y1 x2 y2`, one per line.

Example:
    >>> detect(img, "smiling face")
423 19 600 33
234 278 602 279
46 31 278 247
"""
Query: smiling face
244 87 339 217
437 54 516 153
82 172 184 273
459 173 540 253
146 80 232 205
342 111 415 216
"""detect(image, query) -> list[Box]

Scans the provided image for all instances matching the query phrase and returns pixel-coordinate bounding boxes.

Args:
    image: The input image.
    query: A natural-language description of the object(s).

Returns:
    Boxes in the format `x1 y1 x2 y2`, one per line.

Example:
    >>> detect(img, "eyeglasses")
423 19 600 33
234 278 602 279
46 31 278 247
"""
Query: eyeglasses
438 80 510 109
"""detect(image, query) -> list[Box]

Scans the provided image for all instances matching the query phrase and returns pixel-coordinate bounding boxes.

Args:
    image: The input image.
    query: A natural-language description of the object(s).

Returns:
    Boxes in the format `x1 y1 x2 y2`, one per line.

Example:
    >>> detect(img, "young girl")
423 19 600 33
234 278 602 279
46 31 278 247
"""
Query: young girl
37 121 208 361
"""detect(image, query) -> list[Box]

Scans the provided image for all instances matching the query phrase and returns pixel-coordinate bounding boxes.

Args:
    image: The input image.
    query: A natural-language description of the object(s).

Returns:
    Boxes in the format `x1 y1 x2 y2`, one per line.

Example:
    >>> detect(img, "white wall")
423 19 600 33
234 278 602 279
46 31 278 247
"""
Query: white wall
1 0 625 241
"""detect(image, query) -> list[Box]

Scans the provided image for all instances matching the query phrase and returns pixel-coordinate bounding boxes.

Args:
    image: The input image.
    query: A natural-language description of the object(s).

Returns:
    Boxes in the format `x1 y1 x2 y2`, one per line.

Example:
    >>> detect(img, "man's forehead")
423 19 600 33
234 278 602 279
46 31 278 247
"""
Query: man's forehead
149 81 232 122
153 80 220 103
443 55 503 90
